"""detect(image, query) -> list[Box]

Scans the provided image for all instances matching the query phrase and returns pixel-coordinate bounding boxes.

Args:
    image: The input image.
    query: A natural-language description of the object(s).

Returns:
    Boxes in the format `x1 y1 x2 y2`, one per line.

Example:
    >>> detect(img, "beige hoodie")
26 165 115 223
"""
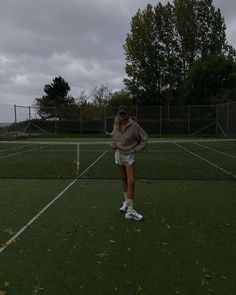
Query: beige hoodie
111 119 148 154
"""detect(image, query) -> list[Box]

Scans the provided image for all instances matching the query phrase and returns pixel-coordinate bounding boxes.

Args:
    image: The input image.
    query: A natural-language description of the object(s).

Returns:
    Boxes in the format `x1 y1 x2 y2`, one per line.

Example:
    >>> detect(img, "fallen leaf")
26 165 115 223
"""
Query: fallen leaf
136 285 143 292
97 251 109 258
4 281 10 287
32 287 44 295
159 242 168 246
165 224 171 230
205 274 212 280
225 224 231 227
0 291 7 295
4 228 15 235
132 227 141 233
127 227 142 233
140 179 152 183
66 229 78 234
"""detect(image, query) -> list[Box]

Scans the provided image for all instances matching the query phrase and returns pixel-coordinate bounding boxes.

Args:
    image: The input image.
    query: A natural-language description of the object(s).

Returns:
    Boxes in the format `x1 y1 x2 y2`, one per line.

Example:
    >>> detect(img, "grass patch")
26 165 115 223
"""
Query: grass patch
0 179 235 294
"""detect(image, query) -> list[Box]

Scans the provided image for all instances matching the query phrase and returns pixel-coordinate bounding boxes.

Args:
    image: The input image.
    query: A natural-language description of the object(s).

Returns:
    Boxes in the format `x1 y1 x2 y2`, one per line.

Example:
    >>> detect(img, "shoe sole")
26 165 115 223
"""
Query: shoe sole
125 214 143 221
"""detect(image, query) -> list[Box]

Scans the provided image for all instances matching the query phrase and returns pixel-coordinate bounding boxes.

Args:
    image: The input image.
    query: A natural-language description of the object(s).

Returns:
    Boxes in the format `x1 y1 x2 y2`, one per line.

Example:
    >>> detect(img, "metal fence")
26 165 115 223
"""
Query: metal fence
0 101 235 137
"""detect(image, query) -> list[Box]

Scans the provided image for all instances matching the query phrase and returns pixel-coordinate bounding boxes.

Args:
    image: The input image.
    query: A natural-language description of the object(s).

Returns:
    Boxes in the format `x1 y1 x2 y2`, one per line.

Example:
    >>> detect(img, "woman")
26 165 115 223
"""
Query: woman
111 105 148 221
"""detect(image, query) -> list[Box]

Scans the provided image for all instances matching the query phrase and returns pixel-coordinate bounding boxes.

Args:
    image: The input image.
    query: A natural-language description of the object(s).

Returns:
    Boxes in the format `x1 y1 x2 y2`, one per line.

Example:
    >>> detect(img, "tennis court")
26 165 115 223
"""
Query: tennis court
0 138 236 294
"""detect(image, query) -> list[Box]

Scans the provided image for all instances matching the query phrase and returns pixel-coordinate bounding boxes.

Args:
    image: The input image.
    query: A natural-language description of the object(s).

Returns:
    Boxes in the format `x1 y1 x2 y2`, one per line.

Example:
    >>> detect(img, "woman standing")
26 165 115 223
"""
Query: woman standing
111 105 148 221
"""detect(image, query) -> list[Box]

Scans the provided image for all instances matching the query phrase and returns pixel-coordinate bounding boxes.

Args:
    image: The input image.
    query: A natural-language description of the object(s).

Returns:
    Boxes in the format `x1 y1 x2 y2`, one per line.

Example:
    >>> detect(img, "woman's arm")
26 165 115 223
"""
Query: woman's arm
135 124 148 152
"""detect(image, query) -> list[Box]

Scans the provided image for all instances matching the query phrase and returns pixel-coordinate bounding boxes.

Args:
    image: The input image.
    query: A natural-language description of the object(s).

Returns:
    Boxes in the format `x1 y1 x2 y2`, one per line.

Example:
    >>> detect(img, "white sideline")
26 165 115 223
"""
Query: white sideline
0 145 51 160
194 142 236 159
0 151 107 254
0 144 33 153
174 143 236 179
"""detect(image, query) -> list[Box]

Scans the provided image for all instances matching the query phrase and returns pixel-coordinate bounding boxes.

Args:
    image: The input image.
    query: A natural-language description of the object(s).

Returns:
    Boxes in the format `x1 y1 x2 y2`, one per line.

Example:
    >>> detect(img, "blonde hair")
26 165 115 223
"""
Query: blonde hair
113 114 129 133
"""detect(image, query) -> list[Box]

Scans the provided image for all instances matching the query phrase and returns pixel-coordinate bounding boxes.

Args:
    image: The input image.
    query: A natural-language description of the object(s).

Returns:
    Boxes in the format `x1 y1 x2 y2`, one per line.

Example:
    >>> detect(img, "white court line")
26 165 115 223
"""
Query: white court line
0 146 42 160
194 142 236 159
0 144 33 153
174 143 236 179
0 151 107 254
0 144 54 160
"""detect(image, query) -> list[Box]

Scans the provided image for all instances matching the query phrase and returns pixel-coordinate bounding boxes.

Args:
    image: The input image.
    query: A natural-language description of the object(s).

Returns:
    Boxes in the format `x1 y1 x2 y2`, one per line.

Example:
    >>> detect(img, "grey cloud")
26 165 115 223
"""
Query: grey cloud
0 0 235 110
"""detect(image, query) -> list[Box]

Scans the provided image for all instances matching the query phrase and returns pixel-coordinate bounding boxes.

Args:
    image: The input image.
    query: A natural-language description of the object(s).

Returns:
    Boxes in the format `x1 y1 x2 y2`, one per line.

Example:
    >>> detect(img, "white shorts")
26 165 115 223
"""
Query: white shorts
115 149 135 166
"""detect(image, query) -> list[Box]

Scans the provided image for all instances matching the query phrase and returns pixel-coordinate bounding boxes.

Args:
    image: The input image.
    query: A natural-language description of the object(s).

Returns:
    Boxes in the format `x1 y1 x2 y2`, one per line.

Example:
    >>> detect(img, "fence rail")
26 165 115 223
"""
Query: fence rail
0 102 236 137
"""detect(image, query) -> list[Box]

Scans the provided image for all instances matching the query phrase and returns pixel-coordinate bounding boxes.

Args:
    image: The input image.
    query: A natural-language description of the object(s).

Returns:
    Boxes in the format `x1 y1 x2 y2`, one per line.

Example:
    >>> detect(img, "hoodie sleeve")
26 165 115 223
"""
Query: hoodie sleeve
135 123 148 152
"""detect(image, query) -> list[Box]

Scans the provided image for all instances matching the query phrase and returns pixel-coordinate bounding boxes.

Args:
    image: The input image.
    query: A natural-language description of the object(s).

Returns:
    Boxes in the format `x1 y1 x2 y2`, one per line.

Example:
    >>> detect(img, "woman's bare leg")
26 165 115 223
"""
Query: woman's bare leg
125 163 135 200
118 165 127 195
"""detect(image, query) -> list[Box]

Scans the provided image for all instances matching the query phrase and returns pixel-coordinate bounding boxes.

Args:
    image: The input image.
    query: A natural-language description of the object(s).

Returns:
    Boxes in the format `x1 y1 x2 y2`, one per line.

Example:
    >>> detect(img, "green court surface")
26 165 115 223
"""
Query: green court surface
0 139 236 180
0 178 236 295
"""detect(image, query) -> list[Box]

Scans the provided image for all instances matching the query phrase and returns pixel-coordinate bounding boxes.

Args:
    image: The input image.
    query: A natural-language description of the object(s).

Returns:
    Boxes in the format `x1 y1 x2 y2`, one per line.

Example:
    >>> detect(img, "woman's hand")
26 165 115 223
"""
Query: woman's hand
111 143 117 150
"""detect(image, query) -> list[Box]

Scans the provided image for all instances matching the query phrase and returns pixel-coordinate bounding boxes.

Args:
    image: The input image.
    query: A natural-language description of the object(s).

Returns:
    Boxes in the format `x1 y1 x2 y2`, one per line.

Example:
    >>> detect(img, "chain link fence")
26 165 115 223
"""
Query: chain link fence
1 101 235 138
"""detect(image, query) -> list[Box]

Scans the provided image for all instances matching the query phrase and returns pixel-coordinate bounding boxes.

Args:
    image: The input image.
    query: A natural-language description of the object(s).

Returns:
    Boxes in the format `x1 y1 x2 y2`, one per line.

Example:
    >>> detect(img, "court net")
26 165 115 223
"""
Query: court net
0 139 235 180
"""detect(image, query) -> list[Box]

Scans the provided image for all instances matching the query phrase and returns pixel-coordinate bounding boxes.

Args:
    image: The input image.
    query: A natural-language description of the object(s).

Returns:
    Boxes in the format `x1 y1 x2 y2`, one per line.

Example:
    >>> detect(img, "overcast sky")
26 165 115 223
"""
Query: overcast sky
0 0 236 111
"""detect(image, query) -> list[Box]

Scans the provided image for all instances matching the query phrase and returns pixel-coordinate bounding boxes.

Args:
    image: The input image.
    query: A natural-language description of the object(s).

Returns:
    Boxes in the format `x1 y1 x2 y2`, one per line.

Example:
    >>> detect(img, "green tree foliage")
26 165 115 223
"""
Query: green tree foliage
36 76 76 119
77 87 134 120
181 55 236 104
107 89 133 108
124 0 234 105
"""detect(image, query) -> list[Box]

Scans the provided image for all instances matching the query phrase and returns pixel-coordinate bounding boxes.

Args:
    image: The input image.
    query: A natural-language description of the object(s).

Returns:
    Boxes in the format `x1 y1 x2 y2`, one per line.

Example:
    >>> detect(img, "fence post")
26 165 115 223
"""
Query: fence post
104 105 106 134
54 107 57 134
187 105 190 136
14 104 17 138
135 105 138 122
28 106 31 136
80 105 83 136
215 105 218 135
160 105 162 135
226 102 230 137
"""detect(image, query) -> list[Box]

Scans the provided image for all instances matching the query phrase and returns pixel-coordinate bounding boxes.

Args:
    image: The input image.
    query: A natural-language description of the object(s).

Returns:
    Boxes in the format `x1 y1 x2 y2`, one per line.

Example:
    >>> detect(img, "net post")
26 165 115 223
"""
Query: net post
77 143 80 174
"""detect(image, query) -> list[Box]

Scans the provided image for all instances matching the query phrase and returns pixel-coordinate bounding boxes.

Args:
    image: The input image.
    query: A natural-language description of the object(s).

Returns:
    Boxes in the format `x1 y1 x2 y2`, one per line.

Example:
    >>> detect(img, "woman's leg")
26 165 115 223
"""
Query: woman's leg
117 165 127 195
124 163 143 220
125 163 135 200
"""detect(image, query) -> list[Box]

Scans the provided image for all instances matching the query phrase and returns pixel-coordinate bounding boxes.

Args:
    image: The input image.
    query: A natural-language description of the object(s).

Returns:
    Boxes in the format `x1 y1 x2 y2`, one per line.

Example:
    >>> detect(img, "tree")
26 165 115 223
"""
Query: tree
174 0 228 67
180 55 236 104
124 0 234 105
108 89 134 108
35 76 76 119
91 84 112 106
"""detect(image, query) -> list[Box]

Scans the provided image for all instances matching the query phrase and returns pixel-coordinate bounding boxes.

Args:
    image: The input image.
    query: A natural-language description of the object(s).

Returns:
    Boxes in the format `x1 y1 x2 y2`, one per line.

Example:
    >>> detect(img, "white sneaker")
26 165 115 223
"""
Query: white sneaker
120 201 128 213
125 209 143 221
